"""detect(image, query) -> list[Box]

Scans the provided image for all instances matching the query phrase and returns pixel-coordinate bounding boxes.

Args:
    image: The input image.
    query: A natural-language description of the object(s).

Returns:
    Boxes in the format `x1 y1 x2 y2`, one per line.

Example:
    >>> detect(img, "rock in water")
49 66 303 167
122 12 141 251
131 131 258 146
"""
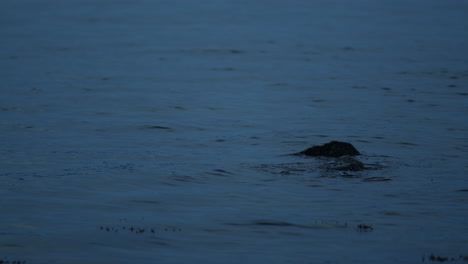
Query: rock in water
298 141 360 157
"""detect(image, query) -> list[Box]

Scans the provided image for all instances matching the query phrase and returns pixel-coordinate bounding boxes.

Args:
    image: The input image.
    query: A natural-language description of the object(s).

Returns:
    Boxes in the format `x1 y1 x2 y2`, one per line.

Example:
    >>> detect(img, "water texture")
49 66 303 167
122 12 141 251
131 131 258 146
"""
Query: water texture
1 1 468 263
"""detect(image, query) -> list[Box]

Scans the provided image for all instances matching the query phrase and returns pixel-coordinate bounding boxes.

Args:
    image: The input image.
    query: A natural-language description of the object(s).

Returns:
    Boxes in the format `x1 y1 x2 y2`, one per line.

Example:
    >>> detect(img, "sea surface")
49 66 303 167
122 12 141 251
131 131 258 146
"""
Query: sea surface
1 1 467 263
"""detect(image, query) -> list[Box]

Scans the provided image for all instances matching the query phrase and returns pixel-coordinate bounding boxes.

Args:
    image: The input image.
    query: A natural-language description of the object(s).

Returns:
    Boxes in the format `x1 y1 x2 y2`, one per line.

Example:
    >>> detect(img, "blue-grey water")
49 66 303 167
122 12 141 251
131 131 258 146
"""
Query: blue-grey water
1 1 467 263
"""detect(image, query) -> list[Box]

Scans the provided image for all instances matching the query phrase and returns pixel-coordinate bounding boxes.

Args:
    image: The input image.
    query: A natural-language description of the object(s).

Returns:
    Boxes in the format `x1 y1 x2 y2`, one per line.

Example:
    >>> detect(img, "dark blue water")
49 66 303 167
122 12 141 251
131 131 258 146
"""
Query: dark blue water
1 1 468 263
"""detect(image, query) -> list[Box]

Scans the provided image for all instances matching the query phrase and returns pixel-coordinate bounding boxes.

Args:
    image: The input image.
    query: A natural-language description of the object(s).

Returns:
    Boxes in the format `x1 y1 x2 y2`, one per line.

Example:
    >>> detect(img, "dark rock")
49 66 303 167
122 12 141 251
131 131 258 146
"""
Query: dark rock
297 141 360 157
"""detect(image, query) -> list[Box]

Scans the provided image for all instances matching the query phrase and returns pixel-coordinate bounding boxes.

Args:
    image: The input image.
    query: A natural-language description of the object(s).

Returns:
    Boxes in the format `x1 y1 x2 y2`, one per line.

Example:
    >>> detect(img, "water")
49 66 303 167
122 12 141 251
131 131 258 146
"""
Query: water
1 0 467 263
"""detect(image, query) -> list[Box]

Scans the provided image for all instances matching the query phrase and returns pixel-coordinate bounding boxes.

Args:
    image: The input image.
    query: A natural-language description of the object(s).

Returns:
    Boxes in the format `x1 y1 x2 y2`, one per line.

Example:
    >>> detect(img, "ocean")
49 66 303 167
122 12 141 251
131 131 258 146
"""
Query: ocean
1 0 467 263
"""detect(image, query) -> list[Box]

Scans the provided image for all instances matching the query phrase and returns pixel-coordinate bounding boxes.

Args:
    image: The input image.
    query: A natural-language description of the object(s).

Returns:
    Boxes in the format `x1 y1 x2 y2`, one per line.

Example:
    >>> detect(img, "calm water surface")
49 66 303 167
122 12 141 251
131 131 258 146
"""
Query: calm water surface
1 1 467 263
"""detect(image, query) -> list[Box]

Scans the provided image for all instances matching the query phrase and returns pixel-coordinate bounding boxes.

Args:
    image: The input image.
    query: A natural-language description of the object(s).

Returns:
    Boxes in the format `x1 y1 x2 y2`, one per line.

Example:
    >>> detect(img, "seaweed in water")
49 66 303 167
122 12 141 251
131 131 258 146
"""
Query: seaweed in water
422 254 468 262
357 224 373 232
98 224 181 235
0 260 26 264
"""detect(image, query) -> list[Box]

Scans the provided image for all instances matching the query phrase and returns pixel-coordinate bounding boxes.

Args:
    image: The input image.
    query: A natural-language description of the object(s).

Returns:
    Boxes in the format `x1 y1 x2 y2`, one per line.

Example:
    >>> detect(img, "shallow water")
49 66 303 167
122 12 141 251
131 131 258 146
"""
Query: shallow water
1 0 468 263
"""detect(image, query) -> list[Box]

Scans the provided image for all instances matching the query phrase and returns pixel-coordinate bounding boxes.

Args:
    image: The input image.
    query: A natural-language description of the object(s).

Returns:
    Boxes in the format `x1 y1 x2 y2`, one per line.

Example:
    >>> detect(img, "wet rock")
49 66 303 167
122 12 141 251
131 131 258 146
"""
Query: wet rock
296 141 360 157
295 141 366 172
253 140 389 177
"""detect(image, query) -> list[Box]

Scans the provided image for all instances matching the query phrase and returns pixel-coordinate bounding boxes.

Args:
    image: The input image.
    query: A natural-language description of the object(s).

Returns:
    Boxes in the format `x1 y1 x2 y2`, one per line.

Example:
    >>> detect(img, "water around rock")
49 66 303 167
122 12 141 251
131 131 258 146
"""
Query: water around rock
327 156 366 171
